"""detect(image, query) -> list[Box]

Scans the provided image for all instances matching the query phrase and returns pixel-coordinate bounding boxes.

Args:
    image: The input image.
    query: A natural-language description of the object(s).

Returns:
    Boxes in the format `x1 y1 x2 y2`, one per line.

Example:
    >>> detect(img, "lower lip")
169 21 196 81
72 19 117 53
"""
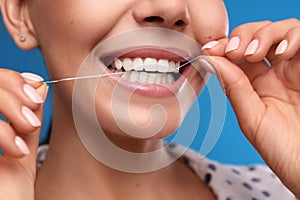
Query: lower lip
105 66 191 98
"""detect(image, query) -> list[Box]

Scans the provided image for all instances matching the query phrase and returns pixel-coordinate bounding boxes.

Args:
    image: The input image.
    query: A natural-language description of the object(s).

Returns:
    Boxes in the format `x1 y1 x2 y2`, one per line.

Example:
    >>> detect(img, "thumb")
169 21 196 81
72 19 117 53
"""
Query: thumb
207 56 265 142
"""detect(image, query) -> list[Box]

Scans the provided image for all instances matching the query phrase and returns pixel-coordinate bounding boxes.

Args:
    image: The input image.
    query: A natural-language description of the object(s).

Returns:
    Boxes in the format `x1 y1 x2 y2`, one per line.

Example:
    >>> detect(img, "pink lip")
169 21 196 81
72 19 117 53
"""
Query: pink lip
119 48 187 62
100 46 190 63
100 48 192 98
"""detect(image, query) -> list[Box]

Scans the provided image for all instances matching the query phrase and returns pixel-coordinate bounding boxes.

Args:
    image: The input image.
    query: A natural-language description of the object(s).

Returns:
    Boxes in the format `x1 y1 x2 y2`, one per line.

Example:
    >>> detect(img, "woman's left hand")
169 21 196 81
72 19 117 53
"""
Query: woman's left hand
203 18 300 197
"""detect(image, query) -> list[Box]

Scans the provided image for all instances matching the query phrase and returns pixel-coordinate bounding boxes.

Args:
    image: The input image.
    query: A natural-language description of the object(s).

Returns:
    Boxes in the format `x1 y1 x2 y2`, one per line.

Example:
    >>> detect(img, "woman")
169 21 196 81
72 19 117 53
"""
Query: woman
0 0 299 199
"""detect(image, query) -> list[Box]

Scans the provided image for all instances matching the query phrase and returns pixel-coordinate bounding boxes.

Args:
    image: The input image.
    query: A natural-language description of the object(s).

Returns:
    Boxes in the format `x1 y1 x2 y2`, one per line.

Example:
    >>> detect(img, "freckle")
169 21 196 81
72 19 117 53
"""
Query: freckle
70 20 74 25
136 183 140 187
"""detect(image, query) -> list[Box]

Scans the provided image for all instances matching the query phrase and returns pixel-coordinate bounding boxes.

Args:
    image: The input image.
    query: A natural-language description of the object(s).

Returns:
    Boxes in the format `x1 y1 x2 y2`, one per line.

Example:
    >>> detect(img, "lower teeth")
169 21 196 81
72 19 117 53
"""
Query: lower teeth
121 71 176 84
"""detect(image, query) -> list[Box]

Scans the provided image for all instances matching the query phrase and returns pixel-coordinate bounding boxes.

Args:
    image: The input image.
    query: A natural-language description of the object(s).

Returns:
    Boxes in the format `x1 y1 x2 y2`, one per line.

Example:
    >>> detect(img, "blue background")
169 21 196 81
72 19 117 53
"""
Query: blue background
0 0 299 165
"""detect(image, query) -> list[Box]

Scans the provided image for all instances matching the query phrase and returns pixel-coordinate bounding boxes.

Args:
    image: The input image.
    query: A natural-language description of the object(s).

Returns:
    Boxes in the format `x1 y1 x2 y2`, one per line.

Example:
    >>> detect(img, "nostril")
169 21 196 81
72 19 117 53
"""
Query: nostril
175 19 185 27
144 16 164 23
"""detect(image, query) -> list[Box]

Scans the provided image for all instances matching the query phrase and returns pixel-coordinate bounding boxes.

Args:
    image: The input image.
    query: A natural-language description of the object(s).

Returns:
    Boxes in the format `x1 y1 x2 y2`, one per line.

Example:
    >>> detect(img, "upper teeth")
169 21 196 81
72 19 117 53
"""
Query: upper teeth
111 57 180 73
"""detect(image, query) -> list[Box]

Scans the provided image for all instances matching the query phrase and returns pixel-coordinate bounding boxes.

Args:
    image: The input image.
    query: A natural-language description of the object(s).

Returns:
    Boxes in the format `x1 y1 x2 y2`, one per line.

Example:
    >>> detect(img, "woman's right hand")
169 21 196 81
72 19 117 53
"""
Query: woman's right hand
0 69 48 200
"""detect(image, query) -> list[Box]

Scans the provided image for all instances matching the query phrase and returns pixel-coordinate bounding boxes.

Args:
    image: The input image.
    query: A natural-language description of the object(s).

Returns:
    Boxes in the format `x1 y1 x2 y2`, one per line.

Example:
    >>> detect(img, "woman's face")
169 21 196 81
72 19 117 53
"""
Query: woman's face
27 0 228 140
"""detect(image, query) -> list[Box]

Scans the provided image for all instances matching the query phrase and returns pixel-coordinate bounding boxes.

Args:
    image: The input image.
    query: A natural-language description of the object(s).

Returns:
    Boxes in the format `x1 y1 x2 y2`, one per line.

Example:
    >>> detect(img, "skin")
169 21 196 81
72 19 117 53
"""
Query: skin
0 0 300 199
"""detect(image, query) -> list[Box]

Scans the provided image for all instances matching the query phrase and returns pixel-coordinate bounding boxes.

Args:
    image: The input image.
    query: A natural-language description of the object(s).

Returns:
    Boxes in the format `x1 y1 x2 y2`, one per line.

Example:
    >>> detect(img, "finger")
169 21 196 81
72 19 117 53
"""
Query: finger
0 120 29 158
21 72 45 88
25 83 48 151
244 18 300 63
206 56 265 143
225 21 272 63
275 26 300 60
17 83 48 175
0 69 44 110
201 38 228 57
0 88 41 133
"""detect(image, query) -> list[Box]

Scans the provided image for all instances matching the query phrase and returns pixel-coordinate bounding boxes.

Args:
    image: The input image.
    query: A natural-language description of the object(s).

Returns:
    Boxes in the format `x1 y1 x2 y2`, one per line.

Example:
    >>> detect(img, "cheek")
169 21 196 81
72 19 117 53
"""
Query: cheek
189 0 228 44
28 0 134 79
30 0 128 44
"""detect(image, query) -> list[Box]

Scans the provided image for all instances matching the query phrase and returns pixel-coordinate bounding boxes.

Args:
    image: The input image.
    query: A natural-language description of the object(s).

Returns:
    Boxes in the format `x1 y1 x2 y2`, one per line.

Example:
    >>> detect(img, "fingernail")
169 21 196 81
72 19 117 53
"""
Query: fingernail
44 85 49 100
15 136 30 155
245 39 259 56
202 41 219 50
226 36 240 53
21 106 41 127
197 59 217 74
23 84 44 104
21 72 44 82
275 39 288 55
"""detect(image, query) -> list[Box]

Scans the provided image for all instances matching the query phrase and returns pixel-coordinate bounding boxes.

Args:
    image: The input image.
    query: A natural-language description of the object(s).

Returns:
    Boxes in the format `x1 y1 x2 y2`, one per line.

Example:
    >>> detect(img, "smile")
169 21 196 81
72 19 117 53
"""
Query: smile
108 57 186 84
100 47 196 97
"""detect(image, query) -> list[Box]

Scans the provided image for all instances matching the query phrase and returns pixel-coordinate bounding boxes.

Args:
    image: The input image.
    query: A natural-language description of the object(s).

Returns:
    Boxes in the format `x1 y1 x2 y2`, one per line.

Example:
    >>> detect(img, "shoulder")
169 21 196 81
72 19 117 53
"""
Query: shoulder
166 143 296 200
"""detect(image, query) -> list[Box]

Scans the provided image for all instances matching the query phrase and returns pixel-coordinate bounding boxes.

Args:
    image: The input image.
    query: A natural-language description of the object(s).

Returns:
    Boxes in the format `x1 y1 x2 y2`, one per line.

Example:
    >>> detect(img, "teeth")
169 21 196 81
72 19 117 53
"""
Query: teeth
123 58 133 71
111 57 184 84
111 57 181 73
161 74 167 84
129 71 139 82
112 59 123 70
121 71 130 80
155 74 162 84
144 58 158 72
167 74 175 84
120 71 176 84
148 73 156 84
133 58 144 71
157 59 169 73
139 72 148 82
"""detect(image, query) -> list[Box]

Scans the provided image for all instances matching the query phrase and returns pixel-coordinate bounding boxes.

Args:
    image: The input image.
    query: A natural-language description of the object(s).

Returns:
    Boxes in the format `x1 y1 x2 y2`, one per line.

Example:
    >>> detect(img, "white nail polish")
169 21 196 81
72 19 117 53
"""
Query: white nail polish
15 136 30 155
245 39 259 56
226 36 240 53
202 41 219 50
21 73 44 82
21 106 41 127
275 40 288 55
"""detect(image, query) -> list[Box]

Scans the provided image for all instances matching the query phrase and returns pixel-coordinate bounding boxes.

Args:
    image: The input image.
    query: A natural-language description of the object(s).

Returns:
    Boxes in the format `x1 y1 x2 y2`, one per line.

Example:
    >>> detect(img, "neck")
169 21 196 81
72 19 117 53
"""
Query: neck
35 90 179 199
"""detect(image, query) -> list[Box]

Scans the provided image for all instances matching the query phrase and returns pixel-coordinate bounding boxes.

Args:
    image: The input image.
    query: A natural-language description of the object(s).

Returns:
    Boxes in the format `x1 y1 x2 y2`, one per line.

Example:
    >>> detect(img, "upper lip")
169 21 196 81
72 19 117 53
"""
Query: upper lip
99 46 191 66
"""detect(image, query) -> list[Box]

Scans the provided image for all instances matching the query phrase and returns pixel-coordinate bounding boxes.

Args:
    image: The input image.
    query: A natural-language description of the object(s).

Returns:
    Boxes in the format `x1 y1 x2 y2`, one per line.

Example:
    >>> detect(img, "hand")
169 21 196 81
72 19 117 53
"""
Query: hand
202 18 300 197
0 70 47 200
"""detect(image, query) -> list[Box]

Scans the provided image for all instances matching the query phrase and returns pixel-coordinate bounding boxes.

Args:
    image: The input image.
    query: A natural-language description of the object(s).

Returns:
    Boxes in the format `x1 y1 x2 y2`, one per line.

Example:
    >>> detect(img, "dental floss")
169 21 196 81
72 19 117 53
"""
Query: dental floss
44 55 210 84
45 72 125 84
176 55 202 70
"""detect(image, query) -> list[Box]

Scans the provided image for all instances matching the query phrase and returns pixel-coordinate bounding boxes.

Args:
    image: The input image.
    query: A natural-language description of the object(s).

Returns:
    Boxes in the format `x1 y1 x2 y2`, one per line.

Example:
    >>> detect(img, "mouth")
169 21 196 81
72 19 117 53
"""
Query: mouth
99 48 196 97
108 57 188 84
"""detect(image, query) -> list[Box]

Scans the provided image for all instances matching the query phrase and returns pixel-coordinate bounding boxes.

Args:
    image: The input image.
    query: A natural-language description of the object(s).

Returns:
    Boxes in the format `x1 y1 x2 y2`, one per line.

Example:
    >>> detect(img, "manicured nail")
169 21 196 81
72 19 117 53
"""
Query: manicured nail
23 84 44 104
202 41 219 50
21 106 41 127
21 72 44 82
44 85 49 100
15 136 30 155
225 36 240 53
245 39 259 56
275 39 288 55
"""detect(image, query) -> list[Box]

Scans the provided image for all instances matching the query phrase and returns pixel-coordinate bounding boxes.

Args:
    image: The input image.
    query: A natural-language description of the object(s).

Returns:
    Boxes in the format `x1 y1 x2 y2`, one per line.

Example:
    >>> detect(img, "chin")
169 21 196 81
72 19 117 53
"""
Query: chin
95 87 183 140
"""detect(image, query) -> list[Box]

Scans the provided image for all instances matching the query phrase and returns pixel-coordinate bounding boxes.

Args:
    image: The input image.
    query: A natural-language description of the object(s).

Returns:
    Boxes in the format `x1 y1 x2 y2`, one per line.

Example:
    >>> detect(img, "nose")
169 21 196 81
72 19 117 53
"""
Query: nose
132 0 190 30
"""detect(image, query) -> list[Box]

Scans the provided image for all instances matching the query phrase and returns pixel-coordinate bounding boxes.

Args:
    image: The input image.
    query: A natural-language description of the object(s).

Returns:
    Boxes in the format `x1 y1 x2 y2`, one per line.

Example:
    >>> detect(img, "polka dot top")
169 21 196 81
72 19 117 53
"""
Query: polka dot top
37 144 296 200
166 144 296 200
